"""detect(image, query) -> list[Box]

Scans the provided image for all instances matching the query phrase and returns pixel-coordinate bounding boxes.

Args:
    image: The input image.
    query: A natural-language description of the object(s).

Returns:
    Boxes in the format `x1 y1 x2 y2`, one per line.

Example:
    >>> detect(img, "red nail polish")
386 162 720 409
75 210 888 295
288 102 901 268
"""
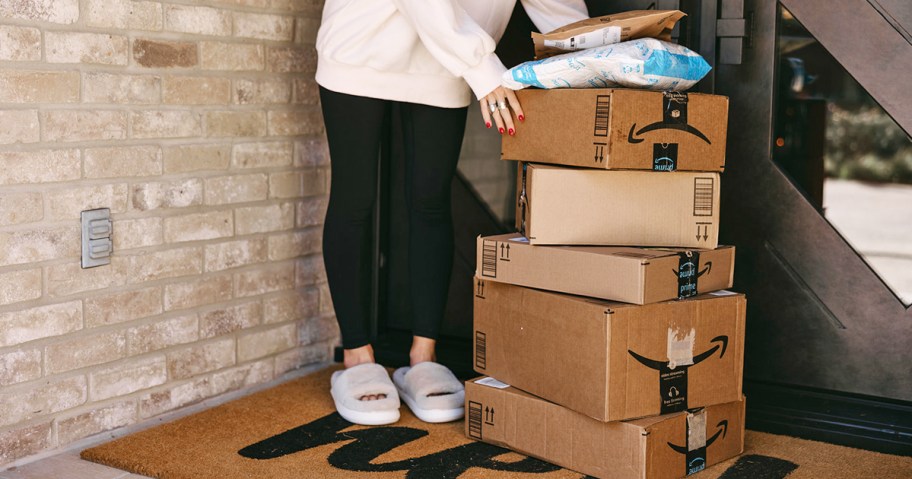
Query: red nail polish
518 114 525 122
508 128 515 136
499 127 504 134
486 122 491 128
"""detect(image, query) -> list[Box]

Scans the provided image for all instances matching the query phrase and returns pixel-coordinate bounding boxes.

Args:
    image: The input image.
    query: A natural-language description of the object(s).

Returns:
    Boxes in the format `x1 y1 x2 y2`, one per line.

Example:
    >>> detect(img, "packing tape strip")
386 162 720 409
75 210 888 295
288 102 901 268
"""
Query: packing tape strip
687 409 707 451
667 326 696 370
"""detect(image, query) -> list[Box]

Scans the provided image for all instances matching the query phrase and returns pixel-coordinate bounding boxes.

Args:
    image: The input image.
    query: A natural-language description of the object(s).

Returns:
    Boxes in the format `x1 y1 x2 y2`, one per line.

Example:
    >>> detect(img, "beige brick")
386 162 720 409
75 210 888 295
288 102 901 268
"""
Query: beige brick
292 77 319 104
212 360 273 390
47 184 129 221
131 178 203 211
84 72 161 104
163 144 231 174
238 323 296 362
296 196 328 228
266 46 316 73
235 262 295 297
268 229 321 261
46 32 129 65
139 379 205 418
294 137 329 167
163 210 234 243
0 269 42 307
163 76 231 105
164 274 233 311
211 0 270 7
206 110 267 137
0 349 42 386
301 169 328 196
113 217 163 250
295 17 320 44
167 338 235 379
234 78 290 105
165 4 232 36
0 422 52 466
0 70 79 103
0 0 79 24
57 401 135 445
264 289 318 324
295 255 326 287
0 376 86 428
42 110 128 142
235 202 294 235
204 173 268 205
0 227 80 267
0 192 42 226
268 108 322 136
133 38 198 68
0 110 40 144
127 246 203 283
232 142 293 169
0 149 80 185
85 146 162 178
132 110 202 139
128 314 198 354
200 41 264 71
85 0 163 30
234 12 294 41
91 356 167 401
276 342 331 375
318 282 332 313
269 0 313 12
200 302 262 338
84 286 163 328
270 169 326 198
204 238 268 272
47 259 129 298
300 315 339 345
46 330 127 374
0 25 41 61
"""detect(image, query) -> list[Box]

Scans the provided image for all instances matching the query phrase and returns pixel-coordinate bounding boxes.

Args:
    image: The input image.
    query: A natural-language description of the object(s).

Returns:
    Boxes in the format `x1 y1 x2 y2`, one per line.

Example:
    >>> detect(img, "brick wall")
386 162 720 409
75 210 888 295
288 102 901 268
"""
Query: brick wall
0 0 335 467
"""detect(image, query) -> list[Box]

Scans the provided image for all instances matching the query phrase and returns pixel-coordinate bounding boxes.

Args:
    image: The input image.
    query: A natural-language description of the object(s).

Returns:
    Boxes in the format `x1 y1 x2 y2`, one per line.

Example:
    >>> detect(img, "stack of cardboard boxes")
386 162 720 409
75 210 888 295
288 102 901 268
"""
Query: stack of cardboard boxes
464 88 746 479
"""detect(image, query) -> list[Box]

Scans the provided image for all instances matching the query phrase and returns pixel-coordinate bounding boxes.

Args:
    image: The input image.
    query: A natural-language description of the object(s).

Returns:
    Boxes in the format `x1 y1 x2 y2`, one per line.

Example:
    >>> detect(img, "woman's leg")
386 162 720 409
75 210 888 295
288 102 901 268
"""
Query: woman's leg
319 87 389 371
398 101 468 365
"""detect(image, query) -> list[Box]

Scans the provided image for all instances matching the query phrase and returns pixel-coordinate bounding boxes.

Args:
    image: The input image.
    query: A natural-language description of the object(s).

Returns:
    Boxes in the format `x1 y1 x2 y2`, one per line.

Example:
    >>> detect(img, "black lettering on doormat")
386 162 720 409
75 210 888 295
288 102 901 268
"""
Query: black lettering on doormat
718 454 799 479
239 412 564 478
628 335 728 414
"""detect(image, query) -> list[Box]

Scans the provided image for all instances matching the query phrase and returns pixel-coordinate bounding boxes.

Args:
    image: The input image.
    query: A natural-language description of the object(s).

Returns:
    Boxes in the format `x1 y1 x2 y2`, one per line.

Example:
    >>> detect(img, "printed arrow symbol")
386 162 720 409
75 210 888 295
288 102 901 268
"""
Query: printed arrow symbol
505 244 510 259
702 225 709 241
696 225 701 241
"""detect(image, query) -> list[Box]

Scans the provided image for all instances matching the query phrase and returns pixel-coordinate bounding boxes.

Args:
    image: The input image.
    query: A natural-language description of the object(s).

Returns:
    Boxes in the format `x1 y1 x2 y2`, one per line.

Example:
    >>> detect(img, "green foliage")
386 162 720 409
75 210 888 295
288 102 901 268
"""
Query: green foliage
825 106 912 184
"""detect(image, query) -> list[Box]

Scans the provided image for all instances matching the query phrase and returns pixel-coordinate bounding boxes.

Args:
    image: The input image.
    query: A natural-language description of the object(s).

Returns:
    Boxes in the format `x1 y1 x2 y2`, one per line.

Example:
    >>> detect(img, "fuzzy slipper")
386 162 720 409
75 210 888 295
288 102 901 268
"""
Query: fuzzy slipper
393 362 465 423
330 363 400 426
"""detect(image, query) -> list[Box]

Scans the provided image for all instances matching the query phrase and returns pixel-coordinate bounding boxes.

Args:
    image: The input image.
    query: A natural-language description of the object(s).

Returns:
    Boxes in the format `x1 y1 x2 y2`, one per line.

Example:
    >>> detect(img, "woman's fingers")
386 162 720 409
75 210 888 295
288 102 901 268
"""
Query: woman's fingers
479 97 493 129
505 88 524 123
486 92 506 134
495 89 515 136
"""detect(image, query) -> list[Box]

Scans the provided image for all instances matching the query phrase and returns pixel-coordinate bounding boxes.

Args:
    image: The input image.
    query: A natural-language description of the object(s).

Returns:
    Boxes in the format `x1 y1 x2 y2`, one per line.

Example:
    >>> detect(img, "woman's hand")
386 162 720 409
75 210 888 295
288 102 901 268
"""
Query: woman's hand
479 86 524 135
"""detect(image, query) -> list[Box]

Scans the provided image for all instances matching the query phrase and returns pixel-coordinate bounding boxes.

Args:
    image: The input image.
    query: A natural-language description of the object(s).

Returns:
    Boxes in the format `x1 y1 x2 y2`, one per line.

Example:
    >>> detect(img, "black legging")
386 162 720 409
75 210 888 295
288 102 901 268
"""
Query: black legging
319 87 468 349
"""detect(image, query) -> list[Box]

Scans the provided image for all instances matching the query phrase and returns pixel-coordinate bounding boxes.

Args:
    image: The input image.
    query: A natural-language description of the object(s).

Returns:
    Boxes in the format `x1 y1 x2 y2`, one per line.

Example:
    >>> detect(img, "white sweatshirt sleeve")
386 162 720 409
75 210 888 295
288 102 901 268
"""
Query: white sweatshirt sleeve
521 0 589 35
390 0 507 100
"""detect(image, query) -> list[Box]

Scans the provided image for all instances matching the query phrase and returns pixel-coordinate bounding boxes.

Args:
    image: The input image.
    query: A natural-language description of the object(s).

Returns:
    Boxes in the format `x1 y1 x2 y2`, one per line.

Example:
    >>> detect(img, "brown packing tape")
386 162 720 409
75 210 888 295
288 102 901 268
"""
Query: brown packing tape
532 10 687 59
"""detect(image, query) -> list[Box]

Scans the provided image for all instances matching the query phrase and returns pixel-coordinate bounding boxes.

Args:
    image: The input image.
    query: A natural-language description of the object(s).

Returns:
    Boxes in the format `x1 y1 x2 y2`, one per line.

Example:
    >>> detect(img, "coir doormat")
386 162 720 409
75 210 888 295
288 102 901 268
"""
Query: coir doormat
82 366 912 479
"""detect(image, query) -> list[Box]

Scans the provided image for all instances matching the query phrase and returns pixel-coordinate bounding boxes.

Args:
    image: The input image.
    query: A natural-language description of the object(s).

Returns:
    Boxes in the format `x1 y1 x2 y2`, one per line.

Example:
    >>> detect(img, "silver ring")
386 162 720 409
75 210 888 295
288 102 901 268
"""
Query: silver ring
488 102 497 114
497 101 508 110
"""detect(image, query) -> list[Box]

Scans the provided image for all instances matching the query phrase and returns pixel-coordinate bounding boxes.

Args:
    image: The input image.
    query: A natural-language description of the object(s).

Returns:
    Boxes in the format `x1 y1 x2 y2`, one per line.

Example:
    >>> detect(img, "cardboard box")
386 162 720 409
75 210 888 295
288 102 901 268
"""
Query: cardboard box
476 233 735 305
473 278 745 422
502 89 728 172
516 163 720 248
466 377 745 479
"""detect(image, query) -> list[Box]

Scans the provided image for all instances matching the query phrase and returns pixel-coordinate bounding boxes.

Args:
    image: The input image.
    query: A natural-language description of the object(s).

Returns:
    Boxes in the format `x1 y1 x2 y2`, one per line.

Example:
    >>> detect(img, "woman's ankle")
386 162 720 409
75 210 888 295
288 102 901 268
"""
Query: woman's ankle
343 344 375 369
409 336 437 366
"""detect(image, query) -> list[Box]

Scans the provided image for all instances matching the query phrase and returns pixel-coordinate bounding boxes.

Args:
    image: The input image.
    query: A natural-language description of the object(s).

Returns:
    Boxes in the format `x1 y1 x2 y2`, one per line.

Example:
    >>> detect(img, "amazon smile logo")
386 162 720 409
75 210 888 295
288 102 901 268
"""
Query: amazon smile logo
628 335 728 414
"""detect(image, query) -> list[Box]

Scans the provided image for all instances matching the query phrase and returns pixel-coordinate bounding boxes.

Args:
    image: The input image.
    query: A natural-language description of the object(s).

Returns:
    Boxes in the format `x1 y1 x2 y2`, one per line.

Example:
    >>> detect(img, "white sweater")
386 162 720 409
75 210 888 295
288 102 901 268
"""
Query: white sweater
315 0 588 108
